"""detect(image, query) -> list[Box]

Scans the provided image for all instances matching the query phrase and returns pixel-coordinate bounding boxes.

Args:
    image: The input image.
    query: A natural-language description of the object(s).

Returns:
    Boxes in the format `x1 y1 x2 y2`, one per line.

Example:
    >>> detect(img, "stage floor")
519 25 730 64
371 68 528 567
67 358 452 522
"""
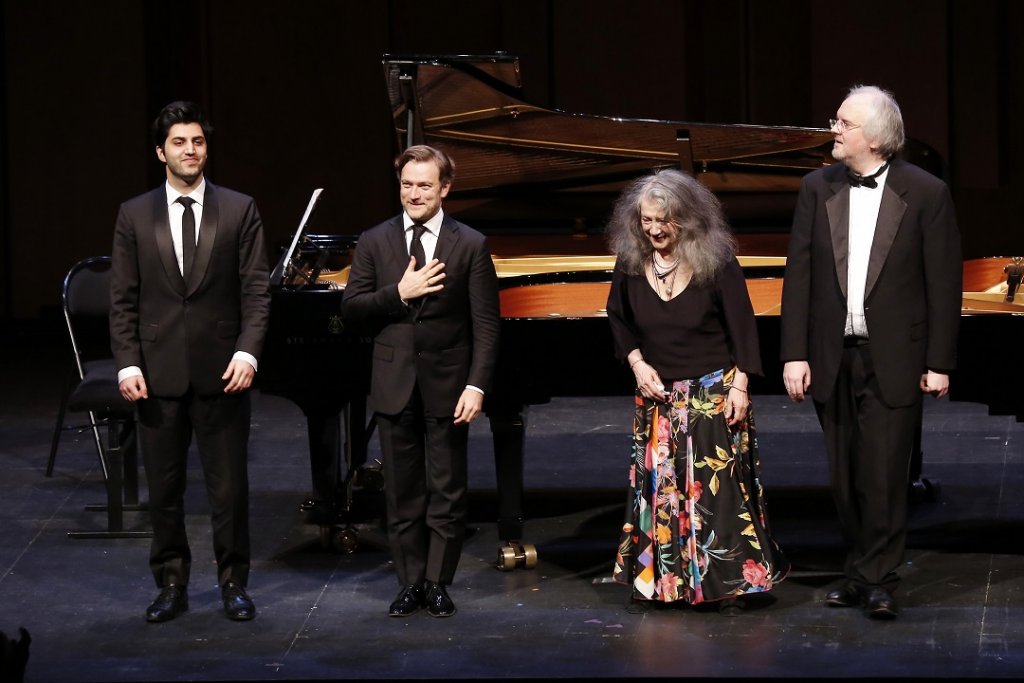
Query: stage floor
2 323 1023 682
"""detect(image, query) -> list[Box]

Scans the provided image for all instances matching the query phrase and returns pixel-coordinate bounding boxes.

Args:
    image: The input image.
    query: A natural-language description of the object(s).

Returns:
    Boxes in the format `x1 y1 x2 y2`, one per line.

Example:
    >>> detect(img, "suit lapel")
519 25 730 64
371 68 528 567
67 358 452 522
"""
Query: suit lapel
865 168 908 298
151 189 186 295
433 215 460 265
826 180 851 301
188 183 219 295
386 217 409 274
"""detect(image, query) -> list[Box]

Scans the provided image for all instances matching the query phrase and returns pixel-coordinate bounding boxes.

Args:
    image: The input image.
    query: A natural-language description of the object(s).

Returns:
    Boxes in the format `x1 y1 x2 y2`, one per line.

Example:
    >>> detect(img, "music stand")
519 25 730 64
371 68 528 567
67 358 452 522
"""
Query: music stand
270 188 325 287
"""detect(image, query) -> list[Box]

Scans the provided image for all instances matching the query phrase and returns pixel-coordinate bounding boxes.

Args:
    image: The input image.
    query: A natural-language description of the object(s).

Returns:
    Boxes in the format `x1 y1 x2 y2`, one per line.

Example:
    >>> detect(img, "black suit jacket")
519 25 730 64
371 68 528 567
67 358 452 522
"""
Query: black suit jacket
109 182 271 397
780 159 962 407
341 214 500 417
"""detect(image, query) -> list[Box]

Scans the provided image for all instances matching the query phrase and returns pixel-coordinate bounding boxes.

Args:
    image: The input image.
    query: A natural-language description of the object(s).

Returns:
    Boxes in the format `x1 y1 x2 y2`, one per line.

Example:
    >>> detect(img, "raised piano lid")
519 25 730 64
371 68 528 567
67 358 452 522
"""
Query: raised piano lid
382 52 836 232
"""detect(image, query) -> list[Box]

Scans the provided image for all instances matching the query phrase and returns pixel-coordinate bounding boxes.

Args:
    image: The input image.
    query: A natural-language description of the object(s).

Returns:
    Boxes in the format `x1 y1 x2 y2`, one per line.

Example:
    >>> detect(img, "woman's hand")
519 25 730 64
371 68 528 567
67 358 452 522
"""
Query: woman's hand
725 385 749 426
725 369 749 426
632 360 669 401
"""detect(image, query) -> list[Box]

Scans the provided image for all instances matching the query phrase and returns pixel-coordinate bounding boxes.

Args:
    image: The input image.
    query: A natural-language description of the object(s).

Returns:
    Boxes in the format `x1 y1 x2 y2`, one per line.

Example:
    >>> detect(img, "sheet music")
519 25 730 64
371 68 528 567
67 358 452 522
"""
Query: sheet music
271 188 324 284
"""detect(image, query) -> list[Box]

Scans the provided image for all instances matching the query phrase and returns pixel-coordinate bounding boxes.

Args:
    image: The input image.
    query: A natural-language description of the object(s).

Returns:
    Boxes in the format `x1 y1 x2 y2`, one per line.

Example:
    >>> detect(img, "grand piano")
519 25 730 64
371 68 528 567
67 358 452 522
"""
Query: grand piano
261 53 1024 564
258 194 375 552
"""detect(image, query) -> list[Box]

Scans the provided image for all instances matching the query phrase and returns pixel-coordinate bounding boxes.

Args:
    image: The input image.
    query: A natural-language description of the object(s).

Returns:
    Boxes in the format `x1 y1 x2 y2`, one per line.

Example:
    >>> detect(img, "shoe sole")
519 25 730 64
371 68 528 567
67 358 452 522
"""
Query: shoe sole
146 608 187 623
825 599 860 608
867 608 898 620
226 611 255 621
824 592 861 608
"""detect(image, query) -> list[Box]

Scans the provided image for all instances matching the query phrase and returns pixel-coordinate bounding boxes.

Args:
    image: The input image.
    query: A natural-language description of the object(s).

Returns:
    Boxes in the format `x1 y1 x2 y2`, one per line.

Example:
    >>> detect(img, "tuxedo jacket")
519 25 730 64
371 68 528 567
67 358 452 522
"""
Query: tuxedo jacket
341 214 500 418
109 182 271 397
779 159 962 407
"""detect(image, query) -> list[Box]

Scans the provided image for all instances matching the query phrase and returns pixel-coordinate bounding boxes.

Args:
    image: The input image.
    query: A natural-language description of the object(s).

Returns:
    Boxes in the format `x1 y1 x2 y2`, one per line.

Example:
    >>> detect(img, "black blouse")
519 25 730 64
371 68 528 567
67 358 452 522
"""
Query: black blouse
606 257 763 381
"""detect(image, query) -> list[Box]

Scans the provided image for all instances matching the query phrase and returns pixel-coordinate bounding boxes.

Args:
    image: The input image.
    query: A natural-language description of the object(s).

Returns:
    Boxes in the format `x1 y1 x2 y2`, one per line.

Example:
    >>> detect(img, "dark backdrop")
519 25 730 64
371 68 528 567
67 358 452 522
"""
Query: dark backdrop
2 0 1020 320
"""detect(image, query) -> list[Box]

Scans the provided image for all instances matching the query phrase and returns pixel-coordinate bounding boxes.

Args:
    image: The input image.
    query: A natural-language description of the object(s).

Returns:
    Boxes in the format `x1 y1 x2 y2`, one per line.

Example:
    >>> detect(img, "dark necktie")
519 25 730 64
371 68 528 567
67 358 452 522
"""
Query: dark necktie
177 196 196 280
410 223 427 270
848 160 890 189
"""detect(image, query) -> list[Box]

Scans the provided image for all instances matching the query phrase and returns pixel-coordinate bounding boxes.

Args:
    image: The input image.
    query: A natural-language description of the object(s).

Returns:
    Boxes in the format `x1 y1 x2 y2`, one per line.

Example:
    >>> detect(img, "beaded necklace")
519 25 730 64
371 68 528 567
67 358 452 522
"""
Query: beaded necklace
651 254 679 299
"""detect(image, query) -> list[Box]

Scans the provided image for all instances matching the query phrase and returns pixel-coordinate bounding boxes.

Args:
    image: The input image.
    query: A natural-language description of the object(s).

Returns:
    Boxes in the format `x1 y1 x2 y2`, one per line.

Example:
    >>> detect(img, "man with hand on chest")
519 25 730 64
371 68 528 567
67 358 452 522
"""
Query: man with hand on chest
342 145 500 618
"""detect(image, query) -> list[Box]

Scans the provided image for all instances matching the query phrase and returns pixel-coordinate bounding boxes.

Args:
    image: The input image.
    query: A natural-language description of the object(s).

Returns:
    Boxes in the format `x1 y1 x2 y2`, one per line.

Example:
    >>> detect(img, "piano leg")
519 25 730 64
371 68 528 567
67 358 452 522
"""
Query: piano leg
908 400 941 503
345 397 377 489
306 411 342 513
297 400 382 554
488 409 538 571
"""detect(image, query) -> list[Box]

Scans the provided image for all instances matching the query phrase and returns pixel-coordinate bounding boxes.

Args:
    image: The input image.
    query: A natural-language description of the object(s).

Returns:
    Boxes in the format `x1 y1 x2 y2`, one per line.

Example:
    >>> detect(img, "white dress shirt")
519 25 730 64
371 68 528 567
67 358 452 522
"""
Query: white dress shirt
845 163 890 338
403 209 443 261
167 181 205 275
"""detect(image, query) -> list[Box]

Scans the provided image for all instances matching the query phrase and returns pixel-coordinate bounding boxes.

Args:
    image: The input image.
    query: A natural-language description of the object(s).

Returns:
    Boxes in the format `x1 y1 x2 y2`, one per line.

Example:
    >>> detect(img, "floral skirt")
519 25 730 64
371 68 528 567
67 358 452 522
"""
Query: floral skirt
611 367 789 604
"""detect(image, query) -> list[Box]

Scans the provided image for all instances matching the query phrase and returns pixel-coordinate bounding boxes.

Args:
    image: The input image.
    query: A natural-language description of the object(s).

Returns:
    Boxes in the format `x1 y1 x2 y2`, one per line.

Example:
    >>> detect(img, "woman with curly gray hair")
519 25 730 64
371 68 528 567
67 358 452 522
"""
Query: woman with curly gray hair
605 168 788 615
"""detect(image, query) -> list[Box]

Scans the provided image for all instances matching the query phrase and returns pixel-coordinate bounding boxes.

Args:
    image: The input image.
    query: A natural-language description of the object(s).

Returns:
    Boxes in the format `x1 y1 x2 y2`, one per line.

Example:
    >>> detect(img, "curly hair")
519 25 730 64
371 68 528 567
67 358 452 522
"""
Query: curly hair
605 168 736 285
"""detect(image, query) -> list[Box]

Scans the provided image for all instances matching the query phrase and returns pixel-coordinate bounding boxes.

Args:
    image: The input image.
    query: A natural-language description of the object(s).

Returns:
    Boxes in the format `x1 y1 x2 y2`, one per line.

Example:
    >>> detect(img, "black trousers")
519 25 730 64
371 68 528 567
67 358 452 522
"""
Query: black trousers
376 386 469 587
814 342 918 591
137 389 252 589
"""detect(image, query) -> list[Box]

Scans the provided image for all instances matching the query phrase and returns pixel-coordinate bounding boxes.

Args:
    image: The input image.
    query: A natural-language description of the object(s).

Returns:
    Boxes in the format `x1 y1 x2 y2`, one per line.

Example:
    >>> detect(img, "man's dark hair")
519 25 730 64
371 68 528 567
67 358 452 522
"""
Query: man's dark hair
151 101 214 149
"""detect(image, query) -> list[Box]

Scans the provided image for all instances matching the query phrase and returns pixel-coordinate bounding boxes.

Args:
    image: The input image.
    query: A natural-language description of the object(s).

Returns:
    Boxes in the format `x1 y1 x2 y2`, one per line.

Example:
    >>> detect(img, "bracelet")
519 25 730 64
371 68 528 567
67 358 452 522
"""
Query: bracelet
730 385 747 393
630 358 644 370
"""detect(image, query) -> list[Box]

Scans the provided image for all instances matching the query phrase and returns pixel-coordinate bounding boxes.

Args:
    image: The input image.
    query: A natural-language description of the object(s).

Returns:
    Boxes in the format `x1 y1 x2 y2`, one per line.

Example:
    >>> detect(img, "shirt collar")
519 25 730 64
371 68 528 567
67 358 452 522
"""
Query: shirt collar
164 179 206 207
403 209 444 235
848 161 890 192
863 161 889 178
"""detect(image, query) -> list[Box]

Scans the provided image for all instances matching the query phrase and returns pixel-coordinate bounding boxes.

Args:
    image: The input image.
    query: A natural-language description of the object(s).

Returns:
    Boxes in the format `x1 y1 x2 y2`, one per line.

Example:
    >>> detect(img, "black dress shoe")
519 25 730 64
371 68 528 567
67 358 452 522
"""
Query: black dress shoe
864 587 899 620
824 583 861 608
388 584 426 617
222 581 256 621
424 581 456 618
146 585 188 623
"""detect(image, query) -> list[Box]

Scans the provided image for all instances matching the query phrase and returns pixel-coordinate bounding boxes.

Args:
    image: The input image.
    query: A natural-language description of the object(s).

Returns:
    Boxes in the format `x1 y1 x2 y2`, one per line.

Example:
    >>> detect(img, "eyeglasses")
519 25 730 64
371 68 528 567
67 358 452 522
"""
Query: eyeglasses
828 118 861 133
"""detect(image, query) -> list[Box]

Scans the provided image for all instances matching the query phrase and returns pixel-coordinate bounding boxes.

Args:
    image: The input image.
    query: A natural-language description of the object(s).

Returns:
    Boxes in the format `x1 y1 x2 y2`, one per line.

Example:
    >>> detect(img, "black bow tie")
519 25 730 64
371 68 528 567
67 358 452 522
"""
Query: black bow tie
848 161 890 189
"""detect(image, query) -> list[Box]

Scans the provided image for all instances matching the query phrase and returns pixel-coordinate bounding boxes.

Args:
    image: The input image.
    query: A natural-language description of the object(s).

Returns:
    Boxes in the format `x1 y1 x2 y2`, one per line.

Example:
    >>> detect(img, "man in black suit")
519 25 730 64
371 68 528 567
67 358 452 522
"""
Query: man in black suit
780 85 962 620
342 145 500 618
110 101 270 623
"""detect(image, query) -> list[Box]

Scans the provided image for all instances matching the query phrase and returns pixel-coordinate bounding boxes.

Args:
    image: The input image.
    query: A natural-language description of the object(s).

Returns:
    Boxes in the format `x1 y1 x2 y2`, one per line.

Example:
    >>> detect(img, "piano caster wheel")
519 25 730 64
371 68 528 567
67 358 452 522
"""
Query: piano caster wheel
496 541 538 571
357 466 384 492
909 477 941 504
319 525 359 553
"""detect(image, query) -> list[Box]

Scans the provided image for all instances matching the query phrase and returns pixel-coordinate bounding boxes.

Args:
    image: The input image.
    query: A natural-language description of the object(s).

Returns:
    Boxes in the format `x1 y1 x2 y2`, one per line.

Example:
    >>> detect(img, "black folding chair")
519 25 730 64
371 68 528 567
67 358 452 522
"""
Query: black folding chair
49 256 150 538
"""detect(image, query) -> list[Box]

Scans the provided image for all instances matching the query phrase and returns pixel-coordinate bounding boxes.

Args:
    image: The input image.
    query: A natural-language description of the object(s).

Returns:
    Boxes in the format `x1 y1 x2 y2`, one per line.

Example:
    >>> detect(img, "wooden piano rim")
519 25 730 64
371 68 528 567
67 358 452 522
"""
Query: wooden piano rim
316 255 1024 317
498 281 1024 319
499 278 785 318
962 256 1020 292
315 254 787 289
